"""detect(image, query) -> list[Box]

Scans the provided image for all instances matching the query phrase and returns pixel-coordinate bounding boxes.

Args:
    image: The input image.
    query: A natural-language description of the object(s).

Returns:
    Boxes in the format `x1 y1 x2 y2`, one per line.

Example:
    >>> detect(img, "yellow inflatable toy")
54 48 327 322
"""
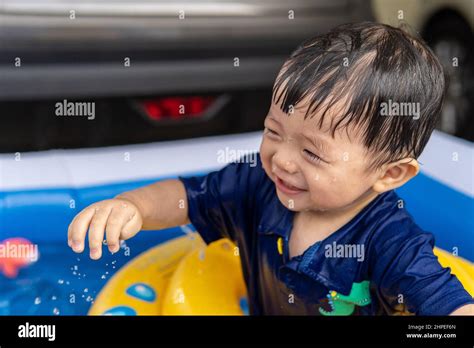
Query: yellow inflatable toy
434 248 474 296
88 233 248 315
88 233 473 316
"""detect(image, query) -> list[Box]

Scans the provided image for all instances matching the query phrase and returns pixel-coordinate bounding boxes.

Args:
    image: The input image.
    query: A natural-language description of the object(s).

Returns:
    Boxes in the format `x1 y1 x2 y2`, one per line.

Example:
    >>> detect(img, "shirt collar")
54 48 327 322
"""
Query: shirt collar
257 186 294 238
297 190 399 294
260 189 399 295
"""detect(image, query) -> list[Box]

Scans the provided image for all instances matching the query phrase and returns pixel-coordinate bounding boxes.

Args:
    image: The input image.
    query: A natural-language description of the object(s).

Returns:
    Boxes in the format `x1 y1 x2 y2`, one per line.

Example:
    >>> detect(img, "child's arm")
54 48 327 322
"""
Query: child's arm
67 179 189 260
450 304 474 315
370 228 474 315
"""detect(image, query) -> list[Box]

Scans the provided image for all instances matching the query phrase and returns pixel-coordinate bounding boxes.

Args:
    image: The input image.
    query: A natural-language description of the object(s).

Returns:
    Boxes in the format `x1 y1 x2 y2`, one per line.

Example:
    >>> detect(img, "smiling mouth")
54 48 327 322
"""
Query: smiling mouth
275 176 306 195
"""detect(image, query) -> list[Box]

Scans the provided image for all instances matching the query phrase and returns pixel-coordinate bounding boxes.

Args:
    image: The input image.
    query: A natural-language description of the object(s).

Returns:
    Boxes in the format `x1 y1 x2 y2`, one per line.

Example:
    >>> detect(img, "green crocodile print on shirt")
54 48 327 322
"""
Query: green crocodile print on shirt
319 280 372 316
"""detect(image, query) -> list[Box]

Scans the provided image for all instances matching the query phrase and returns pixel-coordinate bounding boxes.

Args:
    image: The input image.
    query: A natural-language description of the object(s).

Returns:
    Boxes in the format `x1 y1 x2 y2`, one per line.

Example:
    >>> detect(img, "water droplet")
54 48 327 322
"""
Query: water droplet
58 279 64 284
34 297 41 305
73 265 78 271
84 288 88 293
101 275 106 279
51 296 57 301
53 308 60 315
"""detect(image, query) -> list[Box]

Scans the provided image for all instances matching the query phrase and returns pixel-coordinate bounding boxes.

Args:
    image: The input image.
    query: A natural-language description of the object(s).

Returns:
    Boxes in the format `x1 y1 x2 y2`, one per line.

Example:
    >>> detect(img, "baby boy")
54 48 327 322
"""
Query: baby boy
68 22 474 315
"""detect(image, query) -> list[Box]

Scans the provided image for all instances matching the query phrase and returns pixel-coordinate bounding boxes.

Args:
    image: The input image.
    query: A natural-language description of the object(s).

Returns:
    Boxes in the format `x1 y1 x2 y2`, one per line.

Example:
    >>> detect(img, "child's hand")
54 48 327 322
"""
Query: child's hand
67 179 190 260
67 198 143 260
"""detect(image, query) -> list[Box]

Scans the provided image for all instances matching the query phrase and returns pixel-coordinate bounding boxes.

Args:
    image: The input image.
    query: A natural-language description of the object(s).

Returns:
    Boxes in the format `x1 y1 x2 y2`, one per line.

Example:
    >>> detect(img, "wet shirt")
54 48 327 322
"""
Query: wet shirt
179 155 473 315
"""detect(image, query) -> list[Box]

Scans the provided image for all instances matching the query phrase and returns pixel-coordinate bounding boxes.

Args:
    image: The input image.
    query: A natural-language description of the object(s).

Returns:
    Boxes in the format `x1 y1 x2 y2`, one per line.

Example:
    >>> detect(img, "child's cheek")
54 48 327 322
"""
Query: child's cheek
306 172 350 209
259 140 272 175
306 173 332 206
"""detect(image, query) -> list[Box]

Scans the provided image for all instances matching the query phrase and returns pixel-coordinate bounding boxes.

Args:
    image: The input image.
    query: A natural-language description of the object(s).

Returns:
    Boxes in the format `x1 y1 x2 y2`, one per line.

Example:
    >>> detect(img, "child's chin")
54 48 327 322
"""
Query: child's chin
275 192 306 212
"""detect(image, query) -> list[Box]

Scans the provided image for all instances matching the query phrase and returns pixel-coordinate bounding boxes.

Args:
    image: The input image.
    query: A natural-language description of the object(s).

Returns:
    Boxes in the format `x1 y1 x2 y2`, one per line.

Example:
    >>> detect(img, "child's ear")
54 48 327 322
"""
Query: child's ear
372 158 419 193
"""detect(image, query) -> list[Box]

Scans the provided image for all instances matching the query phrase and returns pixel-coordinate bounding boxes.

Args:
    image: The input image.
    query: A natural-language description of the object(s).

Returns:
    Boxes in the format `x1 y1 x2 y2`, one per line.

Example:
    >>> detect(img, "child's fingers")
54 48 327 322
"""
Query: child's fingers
88 205 113 260
67 215 76 247
105 207 130 253
68 207 97 253
120 210 143 241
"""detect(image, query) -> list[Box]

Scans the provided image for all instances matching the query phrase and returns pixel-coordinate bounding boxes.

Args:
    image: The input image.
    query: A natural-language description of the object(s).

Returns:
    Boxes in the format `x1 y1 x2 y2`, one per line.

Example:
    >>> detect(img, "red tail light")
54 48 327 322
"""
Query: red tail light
140 96 216 121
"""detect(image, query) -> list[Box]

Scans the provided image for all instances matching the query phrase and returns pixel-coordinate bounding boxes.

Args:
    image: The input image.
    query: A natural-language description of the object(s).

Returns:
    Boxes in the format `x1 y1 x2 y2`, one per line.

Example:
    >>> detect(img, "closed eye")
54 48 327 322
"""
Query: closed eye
303 149 322 163
264 127 280 138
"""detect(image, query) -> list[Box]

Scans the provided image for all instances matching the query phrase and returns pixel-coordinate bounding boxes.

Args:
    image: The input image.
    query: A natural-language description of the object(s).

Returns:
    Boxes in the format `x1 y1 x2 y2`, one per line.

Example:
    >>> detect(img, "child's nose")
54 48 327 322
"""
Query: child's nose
273 154 298 174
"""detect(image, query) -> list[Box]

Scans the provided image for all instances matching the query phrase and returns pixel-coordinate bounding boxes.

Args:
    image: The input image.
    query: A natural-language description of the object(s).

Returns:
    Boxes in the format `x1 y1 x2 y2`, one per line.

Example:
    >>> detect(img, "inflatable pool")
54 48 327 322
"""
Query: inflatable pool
0 131 473 315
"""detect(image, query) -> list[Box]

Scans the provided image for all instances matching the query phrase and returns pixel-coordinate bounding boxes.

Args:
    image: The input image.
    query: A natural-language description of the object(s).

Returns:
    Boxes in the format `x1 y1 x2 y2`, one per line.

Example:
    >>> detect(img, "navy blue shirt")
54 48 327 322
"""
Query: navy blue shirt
179 154 473 315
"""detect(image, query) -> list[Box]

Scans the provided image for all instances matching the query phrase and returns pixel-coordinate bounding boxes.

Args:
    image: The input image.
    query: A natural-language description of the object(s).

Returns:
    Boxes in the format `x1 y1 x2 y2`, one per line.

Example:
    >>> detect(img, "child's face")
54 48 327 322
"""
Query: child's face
260 98 382 213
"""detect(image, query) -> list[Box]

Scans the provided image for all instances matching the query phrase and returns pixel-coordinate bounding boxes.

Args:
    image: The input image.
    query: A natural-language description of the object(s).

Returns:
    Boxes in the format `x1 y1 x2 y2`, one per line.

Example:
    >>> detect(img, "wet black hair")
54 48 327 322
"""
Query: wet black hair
273 21 446 169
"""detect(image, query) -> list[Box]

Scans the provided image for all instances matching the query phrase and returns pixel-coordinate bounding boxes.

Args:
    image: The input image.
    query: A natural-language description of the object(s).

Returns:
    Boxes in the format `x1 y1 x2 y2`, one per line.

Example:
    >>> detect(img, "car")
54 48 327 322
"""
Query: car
0 0 374 152
372 0 474 141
